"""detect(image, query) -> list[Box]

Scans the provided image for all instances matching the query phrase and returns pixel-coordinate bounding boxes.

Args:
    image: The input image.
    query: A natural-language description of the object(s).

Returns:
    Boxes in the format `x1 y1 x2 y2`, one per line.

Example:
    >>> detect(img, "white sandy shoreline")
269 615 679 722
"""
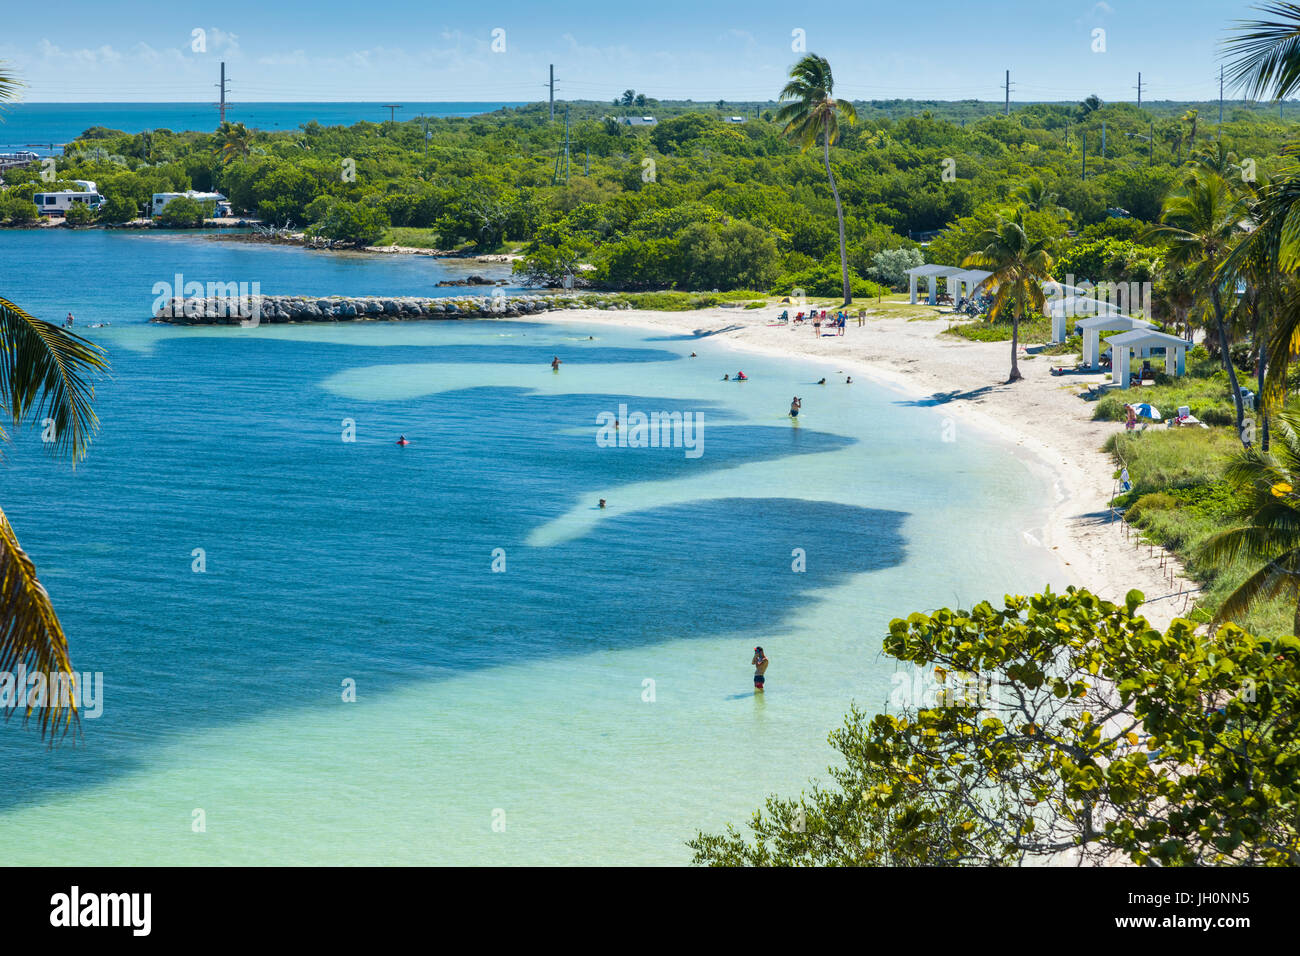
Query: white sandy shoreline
519 303 1188 629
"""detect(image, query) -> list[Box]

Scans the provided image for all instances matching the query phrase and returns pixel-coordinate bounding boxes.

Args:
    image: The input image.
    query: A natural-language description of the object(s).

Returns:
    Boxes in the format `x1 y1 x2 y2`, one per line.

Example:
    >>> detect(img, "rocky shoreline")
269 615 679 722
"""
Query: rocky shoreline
150 293 632 325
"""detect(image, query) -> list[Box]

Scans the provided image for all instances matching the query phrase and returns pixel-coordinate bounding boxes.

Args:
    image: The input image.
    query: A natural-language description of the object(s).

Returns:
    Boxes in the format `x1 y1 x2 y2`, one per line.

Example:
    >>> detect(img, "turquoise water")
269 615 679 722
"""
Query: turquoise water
0 230 1064 864
0 102 520 152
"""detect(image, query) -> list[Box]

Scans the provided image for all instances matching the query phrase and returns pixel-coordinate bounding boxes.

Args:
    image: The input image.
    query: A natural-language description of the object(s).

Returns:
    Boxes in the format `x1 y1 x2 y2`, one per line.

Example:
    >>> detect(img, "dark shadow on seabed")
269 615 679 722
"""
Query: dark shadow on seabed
0 334 907 813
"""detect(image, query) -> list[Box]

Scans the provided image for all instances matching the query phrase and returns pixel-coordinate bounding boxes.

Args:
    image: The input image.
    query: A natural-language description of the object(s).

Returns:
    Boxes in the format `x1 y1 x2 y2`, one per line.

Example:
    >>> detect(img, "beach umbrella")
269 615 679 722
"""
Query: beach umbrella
1135 403 1161 419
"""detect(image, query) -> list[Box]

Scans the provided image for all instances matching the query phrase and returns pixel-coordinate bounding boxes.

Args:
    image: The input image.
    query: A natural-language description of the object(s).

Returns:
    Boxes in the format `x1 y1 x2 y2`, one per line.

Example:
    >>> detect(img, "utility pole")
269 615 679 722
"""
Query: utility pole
1136 71 1143 109
217 61 228 125
382 104 402 123
1004 69 1011 115
549 64 555 121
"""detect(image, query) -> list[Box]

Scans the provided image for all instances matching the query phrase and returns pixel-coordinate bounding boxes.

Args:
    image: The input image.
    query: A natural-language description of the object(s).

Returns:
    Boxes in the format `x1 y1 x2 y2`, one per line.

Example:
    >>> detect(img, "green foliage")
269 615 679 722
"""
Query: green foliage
0 192 38 224
62 203 96 226
309 199 390 246
27 96 1298 297
155 195 207 228
693 587 1300 866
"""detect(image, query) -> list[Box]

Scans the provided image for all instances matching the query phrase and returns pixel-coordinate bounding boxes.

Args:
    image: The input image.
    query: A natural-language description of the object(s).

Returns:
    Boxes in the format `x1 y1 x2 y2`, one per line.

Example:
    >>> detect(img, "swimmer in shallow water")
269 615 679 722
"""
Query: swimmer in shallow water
789 397 801 418
752 646 769 691
551 356 561 371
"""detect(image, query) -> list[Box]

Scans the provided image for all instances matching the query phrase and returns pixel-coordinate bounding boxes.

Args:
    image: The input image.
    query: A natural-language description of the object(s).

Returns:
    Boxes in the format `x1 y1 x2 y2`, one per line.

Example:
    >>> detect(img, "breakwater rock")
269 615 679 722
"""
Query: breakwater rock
151 293 571 325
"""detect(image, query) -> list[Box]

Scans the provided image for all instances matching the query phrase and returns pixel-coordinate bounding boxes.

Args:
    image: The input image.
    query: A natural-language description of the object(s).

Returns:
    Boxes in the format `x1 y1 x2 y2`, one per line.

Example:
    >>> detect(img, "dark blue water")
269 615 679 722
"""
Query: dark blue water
0 102 521 152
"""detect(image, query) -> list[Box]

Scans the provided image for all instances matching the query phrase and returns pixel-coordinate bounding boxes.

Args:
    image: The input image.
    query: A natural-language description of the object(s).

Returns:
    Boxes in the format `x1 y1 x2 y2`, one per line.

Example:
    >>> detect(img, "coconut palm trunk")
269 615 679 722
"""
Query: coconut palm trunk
823 134 851 306
1213 286 1248 442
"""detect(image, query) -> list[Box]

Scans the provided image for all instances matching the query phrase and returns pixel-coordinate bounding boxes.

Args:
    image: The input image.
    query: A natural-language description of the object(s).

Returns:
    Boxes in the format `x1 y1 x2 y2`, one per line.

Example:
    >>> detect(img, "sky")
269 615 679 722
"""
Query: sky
0 1 1270 104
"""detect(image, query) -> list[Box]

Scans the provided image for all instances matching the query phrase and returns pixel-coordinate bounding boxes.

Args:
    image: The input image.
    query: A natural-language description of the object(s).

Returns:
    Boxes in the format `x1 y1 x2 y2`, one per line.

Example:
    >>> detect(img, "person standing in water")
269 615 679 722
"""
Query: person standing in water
789 397 801 418
551 356 561 371
752 647 769 691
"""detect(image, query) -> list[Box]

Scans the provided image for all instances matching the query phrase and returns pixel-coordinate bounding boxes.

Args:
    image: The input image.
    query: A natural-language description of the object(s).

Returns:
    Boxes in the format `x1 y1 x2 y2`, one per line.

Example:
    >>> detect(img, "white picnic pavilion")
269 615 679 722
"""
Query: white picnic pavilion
1045 296 1129 344
950 268 993 303
1106 328 1189 388
906 264 965 304
1075 313 1155 367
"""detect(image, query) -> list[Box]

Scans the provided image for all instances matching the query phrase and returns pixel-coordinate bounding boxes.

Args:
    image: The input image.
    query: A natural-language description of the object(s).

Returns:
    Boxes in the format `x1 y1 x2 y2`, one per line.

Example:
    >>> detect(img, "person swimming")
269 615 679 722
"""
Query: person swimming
752 646 769 691
736 371 747 381
690 351 697 357
817 377 826 385
723 373 730 381
598 498 606 509
846 376 853 384
396 435 409 445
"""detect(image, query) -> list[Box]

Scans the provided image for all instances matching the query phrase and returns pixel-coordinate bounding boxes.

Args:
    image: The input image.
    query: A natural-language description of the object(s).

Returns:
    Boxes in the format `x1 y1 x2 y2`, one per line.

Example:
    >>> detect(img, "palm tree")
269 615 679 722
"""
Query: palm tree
1181 108 1200 154
216 121 251 166
1199 409 1300 633
776 54 857 306
1195 141 1242 178
1011 175 1069 220
1 66 109 741
1147 169 1250 443
961 209 1054 383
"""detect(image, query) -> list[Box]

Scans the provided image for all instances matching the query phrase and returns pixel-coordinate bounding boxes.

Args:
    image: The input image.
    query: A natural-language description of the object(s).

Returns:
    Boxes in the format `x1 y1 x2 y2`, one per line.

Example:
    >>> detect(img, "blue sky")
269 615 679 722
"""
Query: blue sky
0 1 1269 103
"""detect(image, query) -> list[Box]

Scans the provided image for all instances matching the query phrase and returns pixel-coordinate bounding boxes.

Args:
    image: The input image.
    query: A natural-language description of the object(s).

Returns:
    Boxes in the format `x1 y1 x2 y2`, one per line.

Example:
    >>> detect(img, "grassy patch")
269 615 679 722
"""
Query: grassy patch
1104 427 1293 635
375 227 450 249
1093 359 1246 426
578 290 771 311
943 315 1055 343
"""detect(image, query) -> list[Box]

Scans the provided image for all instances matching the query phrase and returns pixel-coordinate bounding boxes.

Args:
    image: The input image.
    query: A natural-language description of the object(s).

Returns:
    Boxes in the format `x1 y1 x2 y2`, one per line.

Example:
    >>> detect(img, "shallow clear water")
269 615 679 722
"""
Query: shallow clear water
0 231 1064 864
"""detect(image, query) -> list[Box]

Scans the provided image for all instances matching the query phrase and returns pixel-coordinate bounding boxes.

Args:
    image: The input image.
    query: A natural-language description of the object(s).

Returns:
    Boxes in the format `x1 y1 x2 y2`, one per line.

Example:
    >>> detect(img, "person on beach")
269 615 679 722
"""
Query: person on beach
813 315 821 337
551 356 561 371
1124 404 1137 431
752 647 769 691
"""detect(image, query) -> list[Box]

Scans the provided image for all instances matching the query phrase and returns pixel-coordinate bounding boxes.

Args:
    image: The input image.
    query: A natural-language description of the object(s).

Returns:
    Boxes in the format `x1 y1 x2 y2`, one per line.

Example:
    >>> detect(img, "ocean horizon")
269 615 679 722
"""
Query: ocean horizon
0 102 525 151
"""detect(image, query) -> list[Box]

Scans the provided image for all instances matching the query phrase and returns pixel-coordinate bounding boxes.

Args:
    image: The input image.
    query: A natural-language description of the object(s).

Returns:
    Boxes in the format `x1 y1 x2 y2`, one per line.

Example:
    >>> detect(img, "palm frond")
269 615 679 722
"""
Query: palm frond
0 297 108 463
1224 2 1300 101
0 507 78 740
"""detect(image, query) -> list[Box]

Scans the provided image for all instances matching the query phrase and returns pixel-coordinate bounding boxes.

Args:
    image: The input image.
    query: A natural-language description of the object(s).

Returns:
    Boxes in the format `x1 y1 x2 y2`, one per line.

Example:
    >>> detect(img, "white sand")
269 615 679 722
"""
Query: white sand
524 301 1191 629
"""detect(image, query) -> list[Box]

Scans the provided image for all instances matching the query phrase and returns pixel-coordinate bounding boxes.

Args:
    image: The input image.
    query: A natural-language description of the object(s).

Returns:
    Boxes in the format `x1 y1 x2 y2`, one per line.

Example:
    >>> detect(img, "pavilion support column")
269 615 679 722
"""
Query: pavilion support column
1115 347 1131 388
909 274 918 304
928 277 937 305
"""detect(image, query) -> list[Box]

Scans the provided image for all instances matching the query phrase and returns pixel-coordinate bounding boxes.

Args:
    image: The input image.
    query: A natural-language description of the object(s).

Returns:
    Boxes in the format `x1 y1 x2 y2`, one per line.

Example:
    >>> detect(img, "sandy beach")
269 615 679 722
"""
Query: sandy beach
527 300 1190 629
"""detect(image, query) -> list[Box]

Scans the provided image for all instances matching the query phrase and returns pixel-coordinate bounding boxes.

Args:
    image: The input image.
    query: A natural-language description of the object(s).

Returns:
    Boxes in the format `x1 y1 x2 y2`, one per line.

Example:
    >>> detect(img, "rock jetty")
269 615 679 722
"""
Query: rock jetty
150 293 596 325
